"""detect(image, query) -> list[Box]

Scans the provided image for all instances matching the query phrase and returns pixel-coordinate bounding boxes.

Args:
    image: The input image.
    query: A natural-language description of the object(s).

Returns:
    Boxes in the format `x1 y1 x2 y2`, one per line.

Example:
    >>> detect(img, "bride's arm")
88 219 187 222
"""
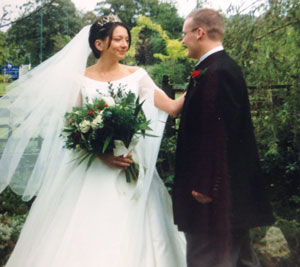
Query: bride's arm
139 70 186 117
154 89 186 117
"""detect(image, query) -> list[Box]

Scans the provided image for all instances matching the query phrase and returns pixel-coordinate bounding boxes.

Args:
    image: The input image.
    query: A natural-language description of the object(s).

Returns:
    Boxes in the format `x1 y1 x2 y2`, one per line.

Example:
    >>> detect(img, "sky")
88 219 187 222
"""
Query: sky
0 0 267 17
0 0 266 31
72 0 266 17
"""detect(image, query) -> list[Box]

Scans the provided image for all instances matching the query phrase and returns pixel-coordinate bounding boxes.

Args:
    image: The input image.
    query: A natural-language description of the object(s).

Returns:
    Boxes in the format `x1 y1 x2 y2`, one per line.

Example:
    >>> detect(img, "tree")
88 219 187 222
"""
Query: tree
81 11 97 26
142 1 183 38
0 32 27 66
129 16 185 61
223 1 300 231
0 32 10 66
95 0 183 38
128 16 187 78
95 0 137 28
0 0 55 29
6 0 83 66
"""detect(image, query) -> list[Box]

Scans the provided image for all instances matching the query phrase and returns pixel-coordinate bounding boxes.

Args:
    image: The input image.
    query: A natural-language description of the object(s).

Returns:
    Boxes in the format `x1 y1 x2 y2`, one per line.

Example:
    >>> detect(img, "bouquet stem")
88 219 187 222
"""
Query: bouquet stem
125 162 139 183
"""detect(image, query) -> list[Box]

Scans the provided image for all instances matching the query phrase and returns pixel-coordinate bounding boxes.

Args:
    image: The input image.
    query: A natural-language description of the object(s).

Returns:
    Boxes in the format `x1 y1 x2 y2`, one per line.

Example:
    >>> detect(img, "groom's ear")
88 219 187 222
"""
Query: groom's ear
196 27 206 40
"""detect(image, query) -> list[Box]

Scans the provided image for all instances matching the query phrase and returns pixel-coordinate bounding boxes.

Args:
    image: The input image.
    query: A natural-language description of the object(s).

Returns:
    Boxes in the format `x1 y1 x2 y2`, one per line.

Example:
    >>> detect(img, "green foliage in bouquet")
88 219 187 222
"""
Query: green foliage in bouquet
60 83 154 182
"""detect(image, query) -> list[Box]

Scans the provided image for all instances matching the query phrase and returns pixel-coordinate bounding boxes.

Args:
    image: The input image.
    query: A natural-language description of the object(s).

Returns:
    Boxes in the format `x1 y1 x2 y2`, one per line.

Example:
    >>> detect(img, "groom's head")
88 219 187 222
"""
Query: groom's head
182 8 225 59
187 9 225 41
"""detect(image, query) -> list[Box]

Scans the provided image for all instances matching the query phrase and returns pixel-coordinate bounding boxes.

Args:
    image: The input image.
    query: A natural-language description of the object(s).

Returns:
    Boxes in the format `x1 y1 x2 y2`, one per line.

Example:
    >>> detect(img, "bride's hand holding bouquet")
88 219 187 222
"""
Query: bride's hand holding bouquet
60 83 154 183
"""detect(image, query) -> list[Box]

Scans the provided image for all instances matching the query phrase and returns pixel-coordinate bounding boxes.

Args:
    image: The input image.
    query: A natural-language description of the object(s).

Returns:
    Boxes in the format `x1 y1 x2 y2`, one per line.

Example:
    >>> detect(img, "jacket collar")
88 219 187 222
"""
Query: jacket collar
196 50 226 70
195 45 224 67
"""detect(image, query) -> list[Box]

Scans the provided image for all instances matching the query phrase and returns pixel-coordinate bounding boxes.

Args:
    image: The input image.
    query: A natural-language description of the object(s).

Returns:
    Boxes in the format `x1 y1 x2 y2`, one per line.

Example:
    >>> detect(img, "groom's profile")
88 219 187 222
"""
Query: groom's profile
172 8 274 267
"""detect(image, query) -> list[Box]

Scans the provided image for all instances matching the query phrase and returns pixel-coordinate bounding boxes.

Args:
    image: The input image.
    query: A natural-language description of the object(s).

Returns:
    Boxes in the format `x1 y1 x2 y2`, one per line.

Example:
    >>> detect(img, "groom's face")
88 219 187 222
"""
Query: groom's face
182 17 200 60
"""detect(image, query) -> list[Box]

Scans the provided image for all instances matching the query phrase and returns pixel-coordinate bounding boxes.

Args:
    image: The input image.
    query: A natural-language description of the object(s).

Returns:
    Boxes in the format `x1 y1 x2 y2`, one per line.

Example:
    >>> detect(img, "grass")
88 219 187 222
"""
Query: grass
0 83 8 96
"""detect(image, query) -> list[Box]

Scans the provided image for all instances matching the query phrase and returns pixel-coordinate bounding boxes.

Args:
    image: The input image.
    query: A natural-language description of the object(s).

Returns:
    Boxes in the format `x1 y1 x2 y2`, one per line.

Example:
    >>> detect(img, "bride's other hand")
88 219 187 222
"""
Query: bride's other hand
99 153 133 168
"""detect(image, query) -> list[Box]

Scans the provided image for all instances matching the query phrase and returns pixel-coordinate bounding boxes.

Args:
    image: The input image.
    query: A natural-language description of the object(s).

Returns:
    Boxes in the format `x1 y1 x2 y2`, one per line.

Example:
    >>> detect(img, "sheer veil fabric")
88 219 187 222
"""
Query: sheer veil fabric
0 25 186 266
0 25 91 200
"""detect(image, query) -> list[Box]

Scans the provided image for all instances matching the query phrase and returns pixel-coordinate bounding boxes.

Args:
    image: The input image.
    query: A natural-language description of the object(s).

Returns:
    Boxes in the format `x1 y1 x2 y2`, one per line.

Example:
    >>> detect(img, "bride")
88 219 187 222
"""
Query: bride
0 15 186 267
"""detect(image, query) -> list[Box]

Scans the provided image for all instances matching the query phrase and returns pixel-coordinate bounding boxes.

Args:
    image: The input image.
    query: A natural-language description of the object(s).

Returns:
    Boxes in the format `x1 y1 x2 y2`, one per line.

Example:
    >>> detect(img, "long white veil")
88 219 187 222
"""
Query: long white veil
0 25 91 201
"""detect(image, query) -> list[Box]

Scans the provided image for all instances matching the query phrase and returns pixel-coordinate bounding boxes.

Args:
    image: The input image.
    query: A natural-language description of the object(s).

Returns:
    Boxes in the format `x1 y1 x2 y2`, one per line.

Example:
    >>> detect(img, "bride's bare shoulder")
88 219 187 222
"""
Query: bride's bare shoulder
84 65 97 77
122 65 140 74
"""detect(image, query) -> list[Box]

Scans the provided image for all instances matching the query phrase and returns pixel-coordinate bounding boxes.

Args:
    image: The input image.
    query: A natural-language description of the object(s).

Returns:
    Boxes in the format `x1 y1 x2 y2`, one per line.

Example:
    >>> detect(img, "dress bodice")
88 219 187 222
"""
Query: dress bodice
80 68 147 103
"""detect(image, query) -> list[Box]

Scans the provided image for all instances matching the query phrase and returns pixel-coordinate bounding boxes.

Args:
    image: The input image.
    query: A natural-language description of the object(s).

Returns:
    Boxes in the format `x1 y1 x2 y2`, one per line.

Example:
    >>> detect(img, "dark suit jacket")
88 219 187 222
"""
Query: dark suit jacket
172 50 274 234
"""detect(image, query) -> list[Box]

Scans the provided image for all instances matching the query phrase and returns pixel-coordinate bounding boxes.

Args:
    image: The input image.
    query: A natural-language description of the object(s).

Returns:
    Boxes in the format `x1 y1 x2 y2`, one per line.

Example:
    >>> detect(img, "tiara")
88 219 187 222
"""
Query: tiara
97 14 121 28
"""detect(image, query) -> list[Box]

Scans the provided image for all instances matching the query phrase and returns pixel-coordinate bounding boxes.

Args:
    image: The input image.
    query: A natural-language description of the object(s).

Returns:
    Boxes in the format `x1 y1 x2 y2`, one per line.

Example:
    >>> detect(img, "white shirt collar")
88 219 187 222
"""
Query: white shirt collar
196 45 224 67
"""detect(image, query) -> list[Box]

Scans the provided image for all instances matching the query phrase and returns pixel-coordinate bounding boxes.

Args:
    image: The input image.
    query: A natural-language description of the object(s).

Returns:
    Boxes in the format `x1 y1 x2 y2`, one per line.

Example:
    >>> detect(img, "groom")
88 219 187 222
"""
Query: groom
172 8 274 267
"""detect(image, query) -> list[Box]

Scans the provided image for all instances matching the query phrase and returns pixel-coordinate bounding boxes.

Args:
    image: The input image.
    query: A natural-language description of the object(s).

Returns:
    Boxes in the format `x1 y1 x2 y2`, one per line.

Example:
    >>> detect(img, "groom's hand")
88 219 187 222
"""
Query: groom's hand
99 153 133 168
192 190 213 204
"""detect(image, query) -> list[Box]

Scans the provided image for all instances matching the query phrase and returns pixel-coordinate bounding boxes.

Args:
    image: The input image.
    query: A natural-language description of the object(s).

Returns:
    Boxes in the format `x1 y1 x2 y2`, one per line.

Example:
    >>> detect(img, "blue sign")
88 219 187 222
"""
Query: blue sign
2 64 19 79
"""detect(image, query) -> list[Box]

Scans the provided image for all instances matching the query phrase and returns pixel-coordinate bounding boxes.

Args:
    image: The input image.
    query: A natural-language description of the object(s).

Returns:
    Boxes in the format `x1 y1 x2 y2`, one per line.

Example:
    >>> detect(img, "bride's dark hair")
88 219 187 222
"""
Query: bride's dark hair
89 17 131 59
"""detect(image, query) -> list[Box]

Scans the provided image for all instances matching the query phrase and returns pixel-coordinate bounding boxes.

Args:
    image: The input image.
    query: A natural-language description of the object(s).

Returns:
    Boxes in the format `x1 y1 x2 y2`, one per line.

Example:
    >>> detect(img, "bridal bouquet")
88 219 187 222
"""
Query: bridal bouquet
60 83 153 183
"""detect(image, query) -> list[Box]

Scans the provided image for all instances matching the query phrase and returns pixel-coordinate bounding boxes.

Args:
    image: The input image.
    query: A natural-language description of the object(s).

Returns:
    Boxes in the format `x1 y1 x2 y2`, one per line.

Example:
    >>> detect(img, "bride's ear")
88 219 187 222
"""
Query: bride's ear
95 40 105 52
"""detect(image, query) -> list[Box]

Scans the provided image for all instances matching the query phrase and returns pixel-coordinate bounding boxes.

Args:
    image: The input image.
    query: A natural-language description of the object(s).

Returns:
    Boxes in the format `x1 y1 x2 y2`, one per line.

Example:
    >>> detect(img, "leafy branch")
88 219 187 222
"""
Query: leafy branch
256 19 300 40
0 0 56 29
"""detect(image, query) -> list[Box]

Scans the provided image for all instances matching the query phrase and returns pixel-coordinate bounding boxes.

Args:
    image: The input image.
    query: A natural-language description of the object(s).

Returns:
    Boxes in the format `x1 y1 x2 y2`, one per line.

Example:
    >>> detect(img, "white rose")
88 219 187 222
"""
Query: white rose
91 113 103 129
102 96 115 106
79 120 91 133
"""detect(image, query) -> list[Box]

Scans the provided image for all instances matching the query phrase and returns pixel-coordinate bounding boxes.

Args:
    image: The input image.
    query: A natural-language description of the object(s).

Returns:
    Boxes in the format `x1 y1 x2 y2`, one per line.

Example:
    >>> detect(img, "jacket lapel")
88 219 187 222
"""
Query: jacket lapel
185 50 227 101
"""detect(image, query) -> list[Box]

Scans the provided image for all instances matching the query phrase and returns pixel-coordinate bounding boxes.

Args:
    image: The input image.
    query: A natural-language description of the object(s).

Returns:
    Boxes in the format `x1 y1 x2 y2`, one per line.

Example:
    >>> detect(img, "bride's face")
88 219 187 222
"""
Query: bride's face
102 26 129 60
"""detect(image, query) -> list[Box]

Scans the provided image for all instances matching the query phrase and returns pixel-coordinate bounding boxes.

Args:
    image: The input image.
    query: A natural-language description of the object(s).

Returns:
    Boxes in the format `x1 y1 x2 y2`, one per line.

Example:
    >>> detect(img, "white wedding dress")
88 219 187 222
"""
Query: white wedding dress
4 68 186 267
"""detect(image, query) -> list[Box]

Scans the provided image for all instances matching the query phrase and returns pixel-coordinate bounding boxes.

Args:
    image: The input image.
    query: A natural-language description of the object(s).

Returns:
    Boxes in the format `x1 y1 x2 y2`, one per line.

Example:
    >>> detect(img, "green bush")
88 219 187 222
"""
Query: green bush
0 75 10 83
0 213 27 266
250 226 269 244
145 59 194 88
0 188 31 216
157 133 177 192
275 217 300 267
0 188 30 265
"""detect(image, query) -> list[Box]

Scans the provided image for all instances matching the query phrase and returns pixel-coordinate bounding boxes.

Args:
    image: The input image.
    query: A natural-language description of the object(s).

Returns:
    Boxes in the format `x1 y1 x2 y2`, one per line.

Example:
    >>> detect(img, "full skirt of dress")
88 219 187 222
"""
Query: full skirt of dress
5 152 186 267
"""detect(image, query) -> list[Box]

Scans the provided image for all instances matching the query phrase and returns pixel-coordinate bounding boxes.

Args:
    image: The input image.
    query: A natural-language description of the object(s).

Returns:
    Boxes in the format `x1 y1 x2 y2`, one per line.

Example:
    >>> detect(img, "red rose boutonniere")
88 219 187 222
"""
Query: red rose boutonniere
191 70 201 78
191 68 208 86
